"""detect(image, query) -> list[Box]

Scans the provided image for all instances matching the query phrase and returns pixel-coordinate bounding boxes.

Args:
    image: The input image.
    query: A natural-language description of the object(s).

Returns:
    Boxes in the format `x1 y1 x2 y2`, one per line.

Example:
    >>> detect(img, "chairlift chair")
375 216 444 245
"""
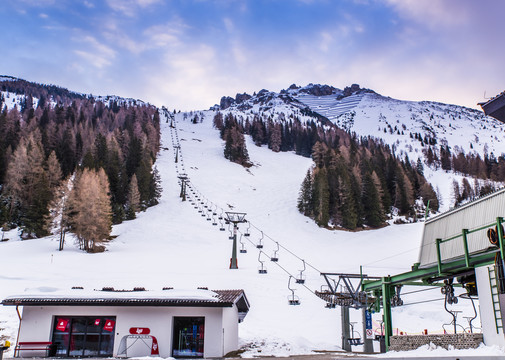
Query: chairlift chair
239 235 247 253
288 276 300 305
258 252 267 274
256 231 264 249
296 260 306 284
228 229 234 240
348 323 362 345
244 222 251 237
271 242 280 262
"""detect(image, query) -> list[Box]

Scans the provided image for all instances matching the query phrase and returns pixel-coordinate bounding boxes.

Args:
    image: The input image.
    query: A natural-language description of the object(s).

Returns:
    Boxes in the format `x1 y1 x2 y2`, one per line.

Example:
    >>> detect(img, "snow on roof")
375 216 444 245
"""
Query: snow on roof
2 287 249 309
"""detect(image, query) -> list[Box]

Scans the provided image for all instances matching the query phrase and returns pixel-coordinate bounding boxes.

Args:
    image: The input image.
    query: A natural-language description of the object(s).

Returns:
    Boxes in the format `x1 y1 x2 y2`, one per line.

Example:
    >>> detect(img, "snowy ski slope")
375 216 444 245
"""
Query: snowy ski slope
0 110 502 357
295 93 364 121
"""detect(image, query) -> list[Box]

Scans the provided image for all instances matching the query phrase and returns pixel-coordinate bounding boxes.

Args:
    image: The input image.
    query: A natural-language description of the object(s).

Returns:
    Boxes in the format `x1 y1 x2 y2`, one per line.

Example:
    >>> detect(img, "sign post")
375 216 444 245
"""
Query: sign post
363 308 374 353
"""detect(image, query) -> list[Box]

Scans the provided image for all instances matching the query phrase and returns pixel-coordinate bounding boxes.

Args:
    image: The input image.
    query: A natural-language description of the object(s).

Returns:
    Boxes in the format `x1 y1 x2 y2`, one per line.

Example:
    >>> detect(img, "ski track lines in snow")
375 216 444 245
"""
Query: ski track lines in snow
0 110 491 357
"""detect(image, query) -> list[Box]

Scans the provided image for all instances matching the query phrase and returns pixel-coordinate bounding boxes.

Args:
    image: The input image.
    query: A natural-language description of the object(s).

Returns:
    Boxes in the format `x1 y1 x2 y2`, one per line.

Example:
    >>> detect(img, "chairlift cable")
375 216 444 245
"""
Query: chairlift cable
402 287 440 296
401 298 444 307
247 222 322 274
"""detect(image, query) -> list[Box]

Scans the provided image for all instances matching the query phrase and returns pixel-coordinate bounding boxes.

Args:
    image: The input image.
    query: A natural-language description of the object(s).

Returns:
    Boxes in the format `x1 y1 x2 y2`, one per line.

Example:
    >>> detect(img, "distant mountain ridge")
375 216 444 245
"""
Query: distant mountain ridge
216 82 505 162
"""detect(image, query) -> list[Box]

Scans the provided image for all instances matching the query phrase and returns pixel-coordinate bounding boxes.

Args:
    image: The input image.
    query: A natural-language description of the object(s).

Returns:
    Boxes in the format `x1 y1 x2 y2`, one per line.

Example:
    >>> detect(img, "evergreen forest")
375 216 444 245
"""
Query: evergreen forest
213 111 440 230
0 79 161 250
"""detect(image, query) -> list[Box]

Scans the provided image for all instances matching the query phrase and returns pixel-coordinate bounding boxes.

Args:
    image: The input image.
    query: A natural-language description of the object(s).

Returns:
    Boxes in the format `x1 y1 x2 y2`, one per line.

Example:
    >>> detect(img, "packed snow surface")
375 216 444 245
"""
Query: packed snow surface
0 110 503 357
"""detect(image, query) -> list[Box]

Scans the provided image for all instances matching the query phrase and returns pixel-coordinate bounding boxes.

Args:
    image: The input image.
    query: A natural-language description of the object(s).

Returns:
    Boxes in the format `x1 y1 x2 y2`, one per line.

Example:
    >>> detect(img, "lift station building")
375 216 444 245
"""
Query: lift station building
2 287 250 358
363 187 505 351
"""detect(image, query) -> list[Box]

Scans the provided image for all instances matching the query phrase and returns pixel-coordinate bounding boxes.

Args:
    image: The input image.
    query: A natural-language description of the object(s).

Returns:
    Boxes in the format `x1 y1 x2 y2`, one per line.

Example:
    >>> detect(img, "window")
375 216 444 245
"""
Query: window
52 316 116 357
172 317 204 358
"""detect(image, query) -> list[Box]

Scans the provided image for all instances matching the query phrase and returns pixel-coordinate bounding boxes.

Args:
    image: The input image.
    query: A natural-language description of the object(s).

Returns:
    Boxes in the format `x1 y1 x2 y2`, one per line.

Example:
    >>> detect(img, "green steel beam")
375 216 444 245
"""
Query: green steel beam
436 238 442 275
462 229 470 268
362 218 504 352
363 250 497 292
497 217 504 261
381 277 392 352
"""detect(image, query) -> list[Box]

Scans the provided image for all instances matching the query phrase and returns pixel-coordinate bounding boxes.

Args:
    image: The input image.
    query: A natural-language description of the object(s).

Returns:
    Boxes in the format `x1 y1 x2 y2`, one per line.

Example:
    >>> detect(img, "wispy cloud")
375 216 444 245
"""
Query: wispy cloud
73 36 116 69
106 0 162 17
83 1 95 8
385 0 470 28
144 18 188 49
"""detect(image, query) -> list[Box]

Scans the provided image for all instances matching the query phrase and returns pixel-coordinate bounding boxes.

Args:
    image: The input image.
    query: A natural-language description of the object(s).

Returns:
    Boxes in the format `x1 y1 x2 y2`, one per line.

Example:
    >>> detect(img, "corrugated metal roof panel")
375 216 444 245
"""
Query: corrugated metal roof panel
418 188 505 268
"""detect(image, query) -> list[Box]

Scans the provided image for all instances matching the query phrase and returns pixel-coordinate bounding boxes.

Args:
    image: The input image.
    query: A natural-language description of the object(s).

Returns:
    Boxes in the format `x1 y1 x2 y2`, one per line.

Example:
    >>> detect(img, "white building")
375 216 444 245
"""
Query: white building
2 287 250 358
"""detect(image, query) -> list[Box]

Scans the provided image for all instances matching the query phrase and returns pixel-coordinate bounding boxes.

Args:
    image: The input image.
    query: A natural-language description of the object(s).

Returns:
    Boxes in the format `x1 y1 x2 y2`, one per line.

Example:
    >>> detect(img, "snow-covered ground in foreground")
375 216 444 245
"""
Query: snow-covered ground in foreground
0 110 503 357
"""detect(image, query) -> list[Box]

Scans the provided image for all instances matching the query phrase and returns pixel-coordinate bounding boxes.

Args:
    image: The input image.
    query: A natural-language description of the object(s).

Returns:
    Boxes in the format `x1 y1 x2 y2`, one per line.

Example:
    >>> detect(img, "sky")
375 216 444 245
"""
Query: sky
1 0 504 111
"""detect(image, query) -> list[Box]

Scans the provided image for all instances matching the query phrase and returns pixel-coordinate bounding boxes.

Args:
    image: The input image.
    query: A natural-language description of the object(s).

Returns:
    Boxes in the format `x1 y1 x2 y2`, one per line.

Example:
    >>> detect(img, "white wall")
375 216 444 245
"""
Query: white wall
475 265 505 347
16 305 238 358
222 306 239 355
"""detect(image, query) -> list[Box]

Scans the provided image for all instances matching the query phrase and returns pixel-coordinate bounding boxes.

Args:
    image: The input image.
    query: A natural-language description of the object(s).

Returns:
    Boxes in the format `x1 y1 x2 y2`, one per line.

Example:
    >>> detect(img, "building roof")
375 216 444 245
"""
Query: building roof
2 288 250 313
418 187 505 268
479 91 505 123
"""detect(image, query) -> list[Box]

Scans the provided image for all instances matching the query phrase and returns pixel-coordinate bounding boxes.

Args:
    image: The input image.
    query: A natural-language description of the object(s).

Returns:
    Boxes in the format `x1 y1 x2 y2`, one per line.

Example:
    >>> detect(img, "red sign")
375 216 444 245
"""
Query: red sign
56 318 68 332
151 336 159 356
103 319 115 332
129 327 150 335
94 319 101 326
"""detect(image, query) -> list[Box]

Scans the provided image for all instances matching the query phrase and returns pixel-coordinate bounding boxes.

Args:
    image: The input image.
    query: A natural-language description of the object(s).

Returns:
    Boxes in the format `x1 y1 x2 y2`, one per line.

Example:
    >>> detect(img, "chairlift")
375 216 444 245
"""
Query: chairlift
347 322 362 345
258 252 267 274
239 235 247 253
288 276 300 305
271 242 279 262
244 222 251 237
296 260 306 284
228 229 234 240
256 231 264 249
218 209 224 220
212 216 217 226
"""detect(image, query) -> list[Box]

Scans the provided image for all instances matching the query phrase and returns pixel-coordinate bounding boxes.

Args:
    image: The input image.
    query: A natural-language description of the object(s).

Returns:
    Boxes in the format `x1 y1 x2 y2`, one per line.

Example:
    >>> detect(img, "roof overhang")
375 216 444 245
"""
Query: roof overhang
479 92 505 123
2 288 250 316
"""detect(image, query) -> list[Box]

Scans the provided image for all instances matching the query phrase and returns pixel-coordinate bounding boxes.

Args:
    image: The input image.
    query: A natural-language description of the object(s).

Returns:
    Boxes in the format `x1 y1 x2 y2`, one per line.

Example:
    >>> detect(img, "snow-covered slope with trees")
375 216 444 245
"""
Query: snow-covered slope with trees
0 110 502 358
216 84 505 212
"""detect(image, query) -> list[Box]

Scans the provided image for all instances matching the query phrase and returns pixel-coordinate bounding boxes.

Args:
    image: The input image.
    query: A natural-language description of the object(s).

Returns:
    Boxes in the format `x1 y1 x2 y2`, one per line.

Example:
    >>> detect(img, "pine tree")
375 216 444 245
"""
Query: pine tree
312 168 330 227
148 166 162 206
66 168 112 252
126 174 140 220
297 170 313 216
361 173 384 228
46 150 63 191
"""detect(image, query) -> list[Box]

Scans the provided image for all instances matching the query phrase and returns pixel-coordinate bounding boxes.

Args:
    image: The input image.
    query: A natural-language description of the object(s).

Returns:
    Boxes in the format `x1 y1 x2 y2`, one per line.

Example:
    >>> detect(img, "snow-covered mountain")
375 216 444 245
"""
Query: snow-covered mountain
215 84 505 211
217 83 505 162
0 75 147 110
1 109 498 358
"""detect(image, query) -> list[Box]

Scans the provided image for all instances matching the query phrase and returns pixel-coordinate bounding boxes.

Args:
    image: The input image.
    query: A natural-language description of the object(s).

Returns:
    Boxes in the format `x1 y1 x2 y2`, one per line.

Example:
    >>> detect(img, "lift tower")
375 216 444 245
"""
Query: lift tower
178 174 189 201
225 212 247 269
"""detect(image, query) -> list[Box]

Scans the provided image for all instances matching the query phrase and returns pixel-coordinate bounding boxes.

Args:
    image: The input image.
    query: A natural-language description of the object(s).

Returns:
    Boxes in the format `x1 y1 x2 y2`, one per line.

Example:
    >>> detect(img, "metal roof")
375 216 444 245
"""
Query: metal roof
418 188 505 268
479 91 505 123
2 289 250 312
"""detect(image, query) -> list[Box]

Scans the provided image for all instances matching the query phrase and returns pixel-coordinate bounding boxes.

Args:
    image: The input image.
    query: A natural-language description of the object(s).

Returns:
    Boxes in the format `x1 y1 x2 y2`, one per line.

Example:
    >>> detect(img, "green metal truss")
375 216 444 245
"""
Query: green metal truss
362 217 504 351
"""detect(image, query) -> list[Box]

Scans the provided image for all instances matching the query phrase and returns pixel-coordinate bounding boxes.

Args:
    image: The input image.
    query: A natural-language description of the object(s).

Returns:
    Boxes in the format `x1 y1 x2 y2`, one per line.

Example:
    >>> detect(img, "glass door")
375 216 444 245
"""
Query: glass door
52 316 116 357
172 317 205 358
